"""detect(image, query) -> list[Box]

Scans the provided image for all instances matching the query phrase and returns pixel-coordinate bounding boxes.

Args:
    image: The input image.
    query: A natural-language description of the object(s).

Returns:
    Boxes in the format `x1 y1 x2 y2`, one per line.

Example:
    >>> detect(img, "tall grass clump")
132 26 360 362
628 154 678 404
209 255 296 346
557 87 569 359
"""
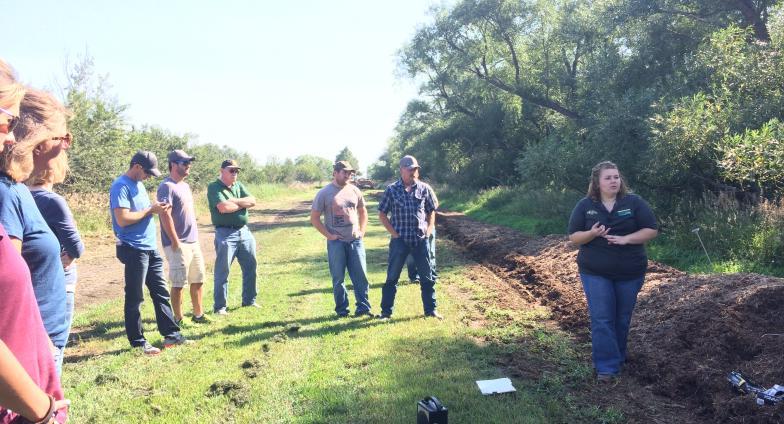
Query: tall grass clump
651 192 784 275
65 191 111 237
439 186 582 235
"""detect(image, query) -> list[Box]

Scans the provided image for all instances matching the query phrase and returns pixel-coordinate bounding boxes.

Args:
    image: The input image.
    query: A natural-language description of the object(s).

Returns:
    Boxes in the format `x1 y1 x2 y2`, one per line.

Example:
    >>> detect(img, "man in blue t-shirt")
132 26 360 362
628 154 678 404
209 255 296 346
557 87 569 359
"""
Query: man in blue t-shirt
110 151 188 355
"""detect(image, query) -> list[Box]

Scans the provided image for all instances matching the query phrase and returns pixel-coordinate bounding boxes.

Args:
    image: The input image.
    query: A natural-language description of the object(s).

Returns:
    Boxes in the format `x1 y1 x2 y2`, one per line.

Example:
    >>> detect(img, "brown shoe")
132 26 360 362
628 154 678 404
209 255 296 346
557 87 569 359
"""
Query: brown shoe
596 373 620 386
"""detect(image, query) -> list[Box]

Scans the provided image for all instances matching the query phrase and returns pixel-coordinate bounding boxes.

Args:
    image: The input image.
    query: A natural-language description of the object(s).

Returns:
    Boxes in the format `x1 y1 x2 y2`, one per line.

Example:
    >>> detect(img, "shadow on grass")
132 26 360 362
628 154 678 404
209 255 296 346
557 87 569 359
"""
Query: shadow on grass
64 348 129 364
286 281 387 297
287 332 590 423
225 315 419 347
68 318 157 346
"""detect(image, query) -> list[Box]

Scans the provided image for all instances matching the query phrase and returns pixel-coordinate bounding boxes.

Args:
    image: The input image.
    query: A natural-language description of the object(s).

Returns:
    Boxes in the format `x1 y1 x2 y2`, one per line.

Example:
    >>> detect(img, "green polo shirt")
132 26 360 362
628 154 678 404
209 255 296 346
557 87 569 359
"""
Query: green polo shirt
207 179 251 228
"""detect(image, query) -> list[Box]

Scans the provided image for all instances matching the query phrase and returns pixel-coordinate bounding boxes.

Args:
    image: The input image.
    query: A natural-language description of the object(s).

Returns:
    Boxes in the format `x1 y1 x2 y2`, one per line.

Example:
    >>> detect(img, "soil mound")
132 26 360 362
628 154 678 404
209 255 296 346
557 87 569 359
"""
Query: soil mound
438 212 784 423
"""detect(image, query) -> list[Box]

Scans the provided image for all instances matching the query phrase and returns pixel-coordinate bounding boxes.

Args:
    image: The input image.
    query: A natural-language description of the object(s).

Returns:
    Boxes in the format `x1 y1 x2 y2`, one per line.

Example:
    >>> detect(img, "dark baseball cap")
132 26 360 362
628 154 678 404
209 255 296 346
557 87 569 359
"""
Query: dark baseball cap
130 150 161 177
399 155 420 170
168 149 195 163
333 160 356 173
221 159 242 169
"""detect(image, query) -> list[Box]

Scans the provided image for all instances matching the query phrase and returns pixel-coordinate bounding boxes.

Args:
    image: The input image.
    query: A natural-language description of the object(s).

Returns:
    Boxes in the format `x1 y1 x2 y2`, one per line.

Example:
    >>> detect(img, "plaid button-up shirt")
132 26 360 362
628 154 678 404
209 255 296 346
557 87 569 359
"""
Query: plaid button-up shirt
378 179 438 245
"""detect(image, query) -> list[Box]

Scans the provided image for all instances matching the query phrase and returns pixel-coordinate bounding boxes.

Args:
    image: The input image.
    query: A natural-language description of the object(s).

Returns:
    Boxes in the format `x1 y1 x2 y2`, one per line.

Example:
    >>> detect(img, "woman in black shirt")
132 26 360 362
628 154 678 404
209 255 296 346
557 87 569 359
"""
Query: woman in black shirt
568 161 658 382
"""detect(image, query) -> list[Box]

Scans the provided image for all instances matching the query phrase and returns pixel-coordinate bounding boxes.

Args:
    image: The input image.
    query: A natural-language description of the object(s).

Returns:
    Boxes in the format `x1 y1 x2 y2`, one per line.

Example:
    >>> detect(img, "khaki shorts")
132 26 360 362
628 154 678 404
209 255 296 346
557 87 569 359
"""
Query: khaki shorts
163 242 206 288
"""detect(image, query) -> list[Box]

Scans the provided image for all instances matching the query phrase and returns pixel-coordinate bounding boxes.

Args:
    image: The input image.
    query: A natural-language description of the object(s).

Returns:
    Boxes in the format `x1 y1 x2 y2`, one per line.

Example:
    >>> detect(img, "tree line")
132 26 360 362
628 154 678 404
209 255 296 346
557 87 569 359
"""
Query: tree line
370 0 783 199
60 57 359 193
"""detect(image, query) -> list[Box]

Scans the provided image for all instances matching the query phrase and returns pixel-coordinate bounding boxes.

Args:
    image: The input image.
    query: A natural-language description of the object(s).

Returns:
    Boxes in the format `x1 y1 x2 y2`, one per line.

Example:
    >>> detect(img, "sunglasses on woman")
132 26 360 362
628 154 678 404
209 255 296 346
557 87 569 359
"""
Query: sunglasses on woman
0 106 19 135
51 132 73 147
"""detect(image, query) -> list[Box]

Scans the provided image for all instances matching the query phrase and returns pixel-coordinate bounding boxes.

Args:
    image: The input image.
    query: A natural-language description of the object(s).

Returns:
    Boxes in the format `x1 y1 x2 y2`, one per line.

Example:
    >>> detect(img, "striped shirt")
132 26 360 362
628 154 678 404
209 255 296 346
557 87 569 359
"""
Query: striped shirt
378 179 437 245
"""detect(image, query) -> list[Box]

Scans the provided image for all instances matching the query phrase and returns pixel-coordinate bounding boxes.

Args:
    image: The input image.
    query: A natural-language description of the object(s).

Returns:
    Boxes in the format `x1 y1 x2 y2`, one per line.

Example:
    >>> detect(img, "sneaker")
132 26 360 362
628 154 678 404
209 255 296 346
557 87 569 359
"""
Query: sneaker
424 311 444 320
377 314 392 321
242 302 261 308
410 279 420 285
139 341 161 356
353 311 376 318
175 318 189 329
214 307 229 315
163 334 192 349
192 314 212 324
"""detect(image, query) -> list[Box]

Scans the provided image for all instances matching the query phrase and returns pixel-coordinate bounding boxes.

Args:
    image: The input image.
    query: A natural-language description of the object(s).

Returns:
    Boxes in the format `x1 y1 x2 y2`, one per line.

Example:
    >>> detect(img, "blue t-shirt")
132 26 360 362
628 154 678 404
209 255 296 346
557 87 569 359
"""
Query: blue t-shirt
109 174 157 250
30 188 85 290
0 174 68 347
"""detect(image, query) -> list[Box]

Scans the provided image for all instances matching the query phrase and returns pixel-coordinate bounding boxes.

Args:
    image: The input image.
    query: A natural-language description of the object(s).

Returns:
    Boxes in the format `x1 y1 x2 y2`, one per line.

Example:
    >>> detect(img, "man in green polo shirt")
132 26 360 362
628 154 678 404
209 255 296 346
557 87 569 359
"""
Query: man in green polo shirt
207 159 258 315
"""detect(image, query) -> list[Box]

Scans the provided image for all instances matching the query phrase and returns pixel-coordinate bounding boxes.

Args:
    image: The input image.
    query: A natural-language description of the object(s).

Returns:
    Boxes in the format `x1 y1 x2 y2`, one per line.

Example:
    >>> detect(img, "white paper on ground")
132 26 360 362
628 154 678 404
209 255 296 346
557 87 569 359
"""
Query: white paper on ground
476 378 516 395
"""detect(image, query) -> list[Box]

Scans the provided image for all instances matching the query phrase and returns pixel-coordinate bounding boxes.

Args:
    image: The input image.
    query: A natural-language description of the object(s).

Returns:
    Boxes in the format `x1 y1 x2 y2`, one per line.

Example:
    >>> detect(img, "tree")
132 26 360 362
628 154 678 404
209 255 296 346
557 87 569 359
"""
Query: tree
335 147 360 174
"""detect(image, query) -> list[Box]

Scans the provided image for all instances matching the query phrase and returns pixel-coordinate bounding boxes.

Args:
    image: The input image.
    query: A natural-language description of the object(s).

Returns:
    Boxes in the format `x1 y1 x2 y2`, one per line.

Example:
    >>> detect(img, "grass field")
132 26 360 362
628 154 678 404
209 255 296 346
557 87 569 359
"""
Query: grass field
61 185 618 423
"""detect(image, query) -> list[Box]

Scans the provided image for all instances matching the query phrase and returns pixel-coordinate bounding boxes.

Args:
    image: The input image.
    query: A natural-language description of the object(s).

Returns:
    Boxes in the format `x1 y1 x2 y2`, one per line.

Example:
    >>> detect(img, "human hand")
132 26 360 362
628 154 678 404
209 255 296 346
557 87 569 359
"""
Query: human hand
150 201 171 215
61 252 75 270
326 233 340 241
45 399 70 423
589 221 610 238
604 234 629 245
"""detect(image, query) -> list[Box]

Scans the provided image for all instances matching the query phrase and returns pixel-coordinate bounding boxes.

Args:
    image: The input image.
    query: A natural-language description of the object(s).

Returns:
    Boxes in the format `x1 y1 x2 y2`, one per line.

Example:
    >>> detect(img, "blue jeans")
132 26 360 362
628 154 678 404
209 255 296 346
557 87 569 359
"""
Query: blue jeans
326 239 371 316
54 290 75 377
213 226 258 311
579 273 645 375
407 230 436 281
116 244 181 347
381 237 437 317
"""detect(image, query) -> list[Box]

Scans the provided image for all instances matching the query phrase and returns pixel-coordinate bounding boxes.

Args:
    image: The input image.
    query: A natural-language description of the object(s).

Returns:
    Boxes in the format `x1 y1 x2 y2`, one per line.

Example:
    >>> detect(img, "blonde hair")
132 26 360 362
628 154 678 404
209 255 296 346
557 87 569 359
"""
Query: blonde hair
0 59 25 107
0 129 37 182
14 89 72 185
587 161 629 201
15 88 71 140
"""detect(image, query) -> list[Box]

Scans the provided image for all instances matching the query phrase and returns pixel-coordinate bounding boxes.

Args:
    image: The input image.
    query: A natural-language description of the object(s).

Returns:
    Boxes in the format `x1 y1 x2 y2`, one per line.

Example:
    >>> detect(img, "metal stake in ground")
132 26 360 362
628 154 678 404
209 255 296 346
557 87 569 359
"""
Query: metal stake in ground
691 227 713 267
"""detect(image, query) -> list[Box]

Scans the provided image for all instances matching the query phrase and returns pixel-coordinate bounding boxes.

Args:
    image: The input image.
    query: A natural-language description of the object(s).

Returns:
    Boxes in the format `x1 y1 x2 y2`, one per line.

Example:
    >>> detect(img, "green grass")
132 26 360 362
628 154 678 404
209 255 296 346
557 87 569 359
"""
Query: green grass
439 187 578 236
62 185 617 423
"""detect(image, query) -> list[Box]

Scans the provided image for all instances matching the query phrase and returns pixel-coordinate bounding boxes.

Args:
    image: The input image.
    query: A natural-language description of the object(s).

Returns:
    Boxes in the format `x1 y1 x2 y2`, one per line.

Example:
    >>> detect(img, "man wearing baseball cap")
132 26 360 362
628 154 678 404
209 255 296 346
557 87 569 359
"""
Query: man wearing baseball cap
207 158 258 315
377 155 441 320
310 161 374 317
158 149 210 325
110 150 188 355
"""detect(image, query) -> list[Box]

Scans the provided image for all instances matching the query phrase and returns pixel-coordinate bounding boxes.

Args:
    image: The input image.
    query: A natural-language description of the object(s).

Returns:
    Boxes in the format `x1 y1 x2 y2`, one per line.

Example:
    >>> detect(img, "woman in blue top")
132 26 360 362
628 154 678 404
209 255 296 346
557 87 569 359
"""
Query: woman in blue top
568 161 658 383
19 89 82 376
0 87 68 377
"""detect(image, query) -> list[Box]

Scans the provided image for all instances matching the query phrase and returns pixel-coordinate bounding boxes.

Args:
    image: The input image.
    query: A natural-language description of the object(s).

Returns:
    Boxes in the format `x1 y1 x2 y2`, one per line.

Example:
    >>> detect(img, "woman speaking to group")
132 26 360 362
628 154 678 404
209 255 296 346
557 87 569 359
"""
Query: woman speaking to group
568 161 658 383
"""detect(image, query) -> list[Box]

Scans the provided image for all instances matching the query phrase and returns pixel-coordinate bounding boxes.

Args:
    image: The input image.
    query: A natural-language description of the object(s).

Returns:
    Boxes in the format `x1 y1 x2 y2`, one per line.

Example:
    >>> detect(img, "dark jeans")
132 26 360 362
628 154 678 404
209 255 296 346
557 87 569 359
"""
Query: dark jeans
380 237 437 317
579 273 645 375
116 244 181 347
406 230 436 281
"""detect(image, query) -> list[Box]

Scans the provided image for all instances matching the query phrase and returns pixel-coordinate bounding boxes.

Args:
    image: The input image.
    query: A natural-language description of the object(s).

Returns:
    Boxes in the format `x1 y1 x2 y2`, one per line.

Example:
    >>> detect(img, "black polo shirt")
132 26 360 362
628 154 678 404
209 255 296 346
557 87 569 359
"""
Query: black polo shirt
567 194 658 280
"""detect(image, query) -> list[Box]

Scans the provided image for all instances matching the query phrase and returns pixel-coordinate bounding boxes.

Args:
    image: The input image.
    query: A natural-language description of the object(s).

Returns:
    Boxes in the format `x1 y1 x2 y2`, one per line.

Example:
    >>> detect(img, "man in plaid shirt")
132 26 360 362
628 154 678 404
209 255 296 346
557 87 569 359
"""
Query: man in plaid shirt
377 155 442 320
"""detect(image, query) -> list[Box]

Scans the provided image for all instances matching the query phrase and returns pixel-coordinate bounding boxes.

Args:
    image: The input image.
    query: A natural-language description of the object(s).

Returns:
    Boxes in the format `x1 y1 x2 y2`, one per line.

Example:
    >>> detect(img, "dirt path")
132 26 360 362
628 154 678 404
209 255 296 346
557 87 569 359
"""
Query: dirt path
74 201 313 313
437 211 784 423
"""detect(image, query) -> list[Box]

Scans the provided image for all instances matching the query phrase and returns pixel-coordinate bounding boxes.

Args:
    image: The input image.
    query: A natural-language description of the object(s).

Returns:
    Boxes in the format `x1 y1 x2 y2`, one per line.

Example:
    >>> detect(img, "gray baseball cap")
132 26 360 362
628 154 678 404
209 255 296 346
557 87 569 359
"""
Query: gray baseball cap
168 149 195 163
399 155 420 170
130 150 161 177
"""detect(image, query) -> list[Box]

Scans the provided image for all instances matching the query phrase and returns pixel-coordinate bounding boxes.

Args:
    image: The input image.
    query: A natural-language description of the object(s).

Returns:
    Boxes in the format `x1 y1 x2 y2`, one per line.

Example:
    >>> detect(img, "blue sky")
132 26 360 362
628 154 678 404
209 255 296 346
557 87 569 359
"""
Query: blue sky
5 1 443 172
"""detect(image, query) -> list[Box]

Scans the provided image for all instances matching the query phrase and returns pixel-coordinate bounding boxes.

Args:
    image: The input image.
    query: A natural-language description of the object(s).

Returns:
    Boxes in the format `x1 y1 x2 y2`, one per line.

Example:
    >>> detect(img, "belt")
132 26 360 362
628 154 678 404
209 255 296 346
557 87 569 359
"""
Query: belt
216 225 245 230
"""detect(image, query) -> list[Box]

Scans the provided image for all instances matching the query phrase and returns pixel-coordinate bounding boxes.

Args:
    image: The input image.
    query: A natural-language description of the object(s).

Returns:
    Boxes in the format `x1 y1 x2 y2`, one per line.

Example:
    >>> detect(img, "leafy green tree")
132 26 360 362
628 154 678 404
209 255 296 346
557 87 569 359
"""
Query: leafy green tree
335 147 360 174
